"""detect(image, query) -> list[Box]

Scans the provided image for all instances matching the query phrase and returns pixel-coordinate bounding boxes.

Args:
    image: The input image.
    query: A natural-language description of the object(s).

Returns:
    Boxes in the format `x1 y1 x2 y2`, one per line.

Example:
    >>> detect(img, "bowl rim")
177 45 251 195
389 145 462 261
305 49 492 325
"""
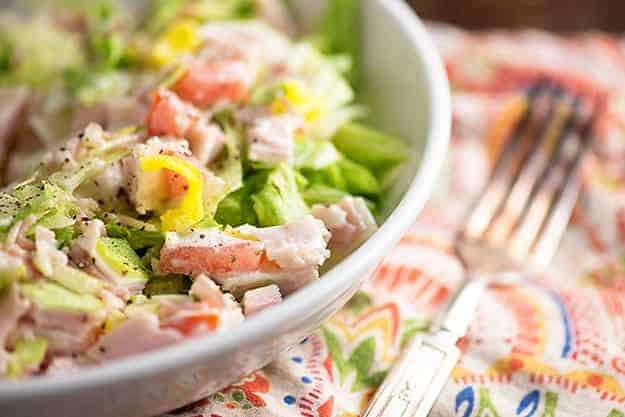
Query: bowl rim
0 0 450 398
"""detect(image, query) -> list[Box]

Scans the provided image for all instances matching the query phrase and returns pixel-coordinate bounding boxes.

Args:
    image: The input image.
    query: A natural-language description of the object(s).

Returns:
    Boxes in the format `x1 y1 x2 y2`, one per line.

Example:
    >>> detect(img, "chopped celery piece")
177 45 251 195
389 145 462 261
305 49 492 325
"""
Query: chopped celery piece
6 338 47 379
21 281 103 314
332 122 408 169
251 164 308 226
0 253 26 294
95 238 150 283
144 275 191 297
52 265 105 295
105 224 165 250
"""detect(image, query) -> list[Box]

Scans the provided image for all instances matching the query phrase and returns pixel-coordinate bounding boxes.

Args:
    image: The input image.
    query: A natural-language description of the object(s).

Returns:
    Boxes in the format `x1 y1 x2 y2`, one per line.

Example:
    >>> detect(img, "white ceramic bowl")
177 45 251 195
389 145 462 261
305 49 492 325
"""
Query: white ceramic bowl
0 1 450 416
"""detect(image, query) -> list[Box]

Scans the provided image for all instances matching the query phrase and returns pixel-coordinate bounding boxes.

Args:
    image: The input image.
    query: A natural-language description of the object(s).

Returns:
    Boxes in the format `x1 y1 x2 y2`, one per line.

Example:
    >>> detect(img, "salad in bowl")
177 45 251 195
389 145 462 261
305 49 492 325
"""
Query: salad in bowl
0 0 409 380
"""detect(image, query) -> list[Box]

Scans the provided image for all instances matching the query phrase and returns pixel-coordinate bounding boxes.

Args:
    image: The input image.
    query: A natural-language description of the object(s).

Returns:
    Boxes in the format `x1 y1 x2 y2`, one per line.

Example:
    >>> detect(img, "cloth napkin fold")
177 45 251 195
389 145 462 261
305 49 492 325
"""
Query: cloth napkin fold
164 25 625 417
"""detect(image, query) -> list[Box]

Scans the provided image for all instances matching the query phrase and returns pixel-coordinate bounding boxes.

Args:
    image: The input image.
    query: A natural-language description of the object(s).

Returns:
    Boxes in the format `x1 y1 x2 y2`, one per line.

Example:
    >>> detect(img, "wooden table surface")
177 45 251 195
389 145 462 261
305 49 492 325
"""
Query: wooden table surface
408 0 625 32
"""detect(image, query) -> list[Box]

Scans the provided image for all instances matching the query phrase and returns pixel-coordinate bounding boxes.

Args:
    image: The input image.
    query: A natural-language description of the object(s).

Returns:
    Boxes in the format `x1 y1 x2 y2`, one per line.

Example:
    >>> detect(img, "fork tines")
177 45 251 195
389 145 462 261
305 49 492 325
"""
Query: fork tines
462 80 598 268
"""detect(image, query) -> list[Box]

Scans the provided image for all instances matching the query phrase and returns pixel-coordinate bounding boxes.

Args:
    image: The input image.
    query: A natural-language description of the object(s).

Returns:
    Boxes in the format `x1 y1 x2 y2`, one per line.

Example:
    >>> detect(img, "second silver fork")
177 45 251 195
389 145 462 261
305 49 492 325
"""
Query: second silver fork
362 80 599 417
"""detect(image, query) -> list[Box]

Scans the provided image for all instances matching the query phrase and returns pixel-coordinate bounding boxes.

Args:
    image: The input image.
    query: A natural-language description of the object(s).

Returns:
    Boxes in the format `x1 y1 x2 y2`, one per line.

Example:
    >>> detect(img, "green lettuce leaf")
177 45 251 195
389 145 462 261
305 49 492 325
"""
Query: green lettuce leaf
212 126 243 193
215 186 258 227
302 184 348 206
251 164 308 226
144 275 191 297
317 0 360 87
294 139 340 170
105 223 165 250
332 122 408 169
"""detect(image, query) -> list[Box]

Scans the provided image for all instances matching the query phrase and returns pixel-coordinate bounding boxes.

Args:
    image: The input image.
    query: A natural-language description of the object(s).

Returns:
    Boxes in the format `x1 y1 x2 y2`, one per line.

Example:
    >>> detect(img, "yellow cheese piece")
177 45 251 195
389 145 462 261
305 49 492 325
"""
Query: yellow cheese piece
140 155 204 232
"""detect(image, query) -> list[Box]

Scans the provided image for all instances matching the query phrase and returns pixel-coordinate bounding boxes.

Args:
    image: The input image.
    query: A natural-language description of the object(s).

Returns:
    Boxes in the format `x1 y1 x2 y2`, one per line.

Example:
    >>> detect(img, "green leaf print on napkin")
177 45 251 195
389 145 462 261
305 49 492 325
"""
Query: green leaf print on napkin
344 291 373 315
322 328 387 392
399 317 430 349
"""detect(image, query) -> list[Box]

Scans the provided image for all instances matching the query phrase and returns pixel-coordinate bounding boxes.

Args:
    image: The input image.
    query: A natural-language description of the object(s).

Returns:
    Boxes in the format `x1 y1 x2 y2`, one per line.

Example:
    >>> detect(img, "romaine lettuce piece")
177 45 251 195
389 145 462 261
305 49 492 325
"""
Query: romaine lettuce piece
251 164 308 226
105 224 165 250
215 186 258 227
53 226 78 247
146 0 256 35
317 0 360 86
302 184 348 206
337 158 380 196
304 162 347 191
212 126 243 194
193 216 221 229
332 122 408 169
0 15 85 88
144 275 191 297
294 139 340 170
6 338 47 380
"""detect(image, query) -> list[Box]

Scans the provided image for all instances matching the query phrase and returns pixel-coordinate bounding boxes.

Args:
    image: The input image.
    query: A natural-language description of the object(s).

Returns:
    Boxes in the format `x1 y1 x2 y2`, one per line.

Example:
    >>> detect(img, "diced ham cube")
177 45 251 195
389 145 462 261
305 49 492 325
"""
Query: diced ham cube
172 59 252 108
146 89 225 165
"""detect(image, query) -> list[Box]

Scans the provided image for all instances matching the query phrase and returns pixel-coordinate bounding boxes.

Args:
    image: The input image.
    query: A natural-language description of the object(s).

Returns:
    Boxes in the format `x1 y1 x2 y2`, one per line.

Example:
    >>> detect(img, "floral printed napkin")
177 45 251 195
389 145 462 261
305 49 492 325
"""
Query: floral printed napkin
164 24 625 417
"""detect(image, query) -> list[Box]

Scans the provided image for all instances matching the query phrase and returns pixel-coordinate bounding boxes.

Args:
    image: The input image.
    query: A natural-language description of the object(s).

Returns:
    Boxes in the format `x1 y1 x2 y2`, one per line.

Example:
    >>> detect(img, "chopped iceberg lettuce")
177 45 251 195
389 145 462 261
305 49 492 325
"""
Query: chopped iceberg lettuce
0 181 80 234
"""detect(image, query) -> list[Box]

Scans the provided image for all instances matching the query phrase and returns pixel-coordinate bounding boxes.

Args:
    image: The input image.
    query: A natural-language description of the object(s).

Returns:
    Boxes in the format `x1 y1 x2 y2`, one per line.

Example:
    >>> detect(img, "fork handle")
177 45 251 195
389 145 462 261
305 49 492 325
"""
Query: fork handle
362 331 460 417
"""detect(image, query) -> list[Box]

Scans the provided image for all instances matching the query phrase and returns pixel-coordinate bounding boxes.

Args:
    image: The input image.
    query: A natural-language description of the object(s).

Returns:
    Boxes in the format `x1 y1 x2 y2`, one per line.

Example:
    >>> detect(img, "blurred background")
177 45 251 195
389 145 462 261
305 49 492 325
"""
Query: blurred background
408 0 623 32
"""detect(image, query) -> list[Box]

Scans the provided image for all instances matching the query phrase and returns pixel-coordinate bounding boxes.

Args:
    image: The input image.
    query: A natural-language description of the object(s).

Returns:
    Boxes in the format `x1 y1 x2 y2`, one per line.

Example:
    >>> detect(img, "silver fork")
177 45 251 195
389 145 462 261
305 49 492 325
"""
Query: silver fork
362 81 599 417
